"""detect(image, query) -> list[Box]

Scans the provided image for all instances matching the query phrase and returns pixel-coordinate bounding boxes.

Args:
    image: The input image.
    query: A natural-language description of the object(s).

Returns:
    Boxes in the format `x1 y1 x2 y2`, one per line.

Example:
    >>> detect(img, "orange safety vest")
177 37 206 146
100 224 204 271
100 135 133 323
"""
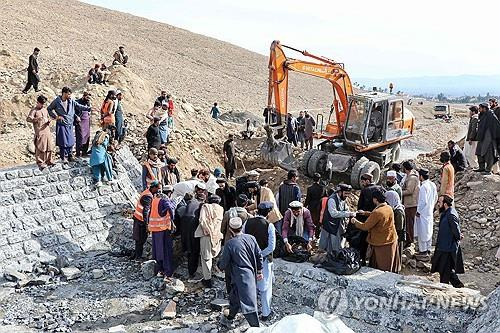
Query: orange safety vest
133 189 153 221
100 99 115 127
318 197 329 225
148 197 171 232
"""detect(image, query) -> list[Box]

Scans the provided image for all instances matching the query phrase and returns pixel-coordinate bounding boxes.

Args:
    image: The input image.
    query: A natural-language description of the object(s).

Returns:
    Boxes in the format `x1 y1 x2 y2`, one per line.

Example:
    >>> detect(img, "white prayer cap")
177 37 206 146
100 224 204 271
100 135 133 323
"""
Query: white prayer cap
387 170 397 178
229 217 243 229
195 182 207 190
289 201 303 209
116 89 122 95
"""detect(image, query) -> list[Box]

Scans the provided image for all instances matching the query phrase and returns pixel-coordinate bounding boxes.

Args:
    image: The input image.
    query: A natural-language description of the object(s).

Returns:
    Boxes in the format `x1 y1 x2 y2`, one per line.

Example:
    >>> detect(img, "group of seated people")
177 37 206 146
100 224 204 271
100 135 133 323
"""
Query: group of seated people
88 63 111 85
87 46 129 85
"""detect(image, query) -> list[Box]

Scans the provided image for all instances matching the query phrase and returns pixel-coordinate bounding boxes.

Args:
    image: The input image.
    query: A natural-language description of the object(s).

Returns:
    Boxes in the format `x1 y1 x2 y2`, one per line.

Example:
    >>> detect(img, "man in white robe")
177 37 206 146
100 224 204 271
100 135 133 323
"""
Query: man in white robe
415 168 438 254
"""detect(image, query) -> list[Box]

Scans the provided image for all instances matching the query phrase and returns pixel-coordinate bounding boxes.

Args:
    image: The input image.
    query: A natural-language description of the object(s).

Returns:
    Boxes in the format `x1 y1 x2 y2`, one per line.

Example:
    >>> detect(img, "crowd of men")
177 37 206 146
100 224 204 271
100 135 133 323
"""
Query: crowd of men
130 149 476 328
22 46 499 328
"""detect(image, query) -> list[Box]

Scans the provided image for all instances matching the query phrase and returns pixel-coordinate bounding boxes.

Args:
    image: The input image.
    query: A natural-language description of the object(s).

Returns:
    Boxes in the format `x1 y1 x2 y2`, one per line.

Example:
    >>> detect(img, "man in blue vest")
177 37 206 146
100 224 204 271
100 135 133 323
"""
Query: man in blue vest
319 183 356 253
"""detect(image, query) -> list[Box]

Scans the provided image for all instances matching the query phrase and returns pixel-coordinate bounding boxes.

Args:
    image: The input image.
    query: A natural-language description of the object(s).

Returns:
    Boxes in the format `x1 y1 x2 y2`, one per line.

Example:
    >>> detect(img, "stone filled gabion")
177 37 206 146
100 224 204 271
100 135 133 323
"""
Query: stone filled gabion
0 147 141 272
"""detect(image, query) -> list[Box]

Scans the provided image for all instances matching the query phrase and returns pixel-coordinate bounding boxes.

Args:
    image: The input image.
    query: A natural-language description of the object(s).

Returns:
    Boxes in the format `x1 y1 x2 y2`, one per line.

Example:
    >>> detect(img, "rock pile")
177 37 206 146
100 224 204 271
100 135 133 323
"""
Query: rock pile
453 172 500 273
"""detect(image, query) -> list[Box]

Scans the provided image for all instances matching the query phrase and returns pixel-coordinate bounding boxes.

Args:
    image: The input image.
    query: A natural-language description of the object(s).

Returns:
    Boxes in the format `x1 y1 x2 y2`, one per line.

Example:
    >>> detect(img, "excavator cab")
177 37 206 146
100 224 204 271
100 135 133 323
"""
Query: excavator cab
344 92 413 151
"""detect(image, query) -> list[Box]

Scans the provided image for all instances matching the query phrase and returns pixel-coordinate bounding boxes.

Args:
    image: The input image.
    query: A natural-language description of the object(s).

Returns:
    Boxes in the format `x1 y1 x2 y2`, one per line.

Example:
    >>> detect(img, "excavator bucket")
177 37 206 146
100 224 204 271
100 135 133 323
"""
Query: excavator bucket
260 140 297 170
260 125 298 170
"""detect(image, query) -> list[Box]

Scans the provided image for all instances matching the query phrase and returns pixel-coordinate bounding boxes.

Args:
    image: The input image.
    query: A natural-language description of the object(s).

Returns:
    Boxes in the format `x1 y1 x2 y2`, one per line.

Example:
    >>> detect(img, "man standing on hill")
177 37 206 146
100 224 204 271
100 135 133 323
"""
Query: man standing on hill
223 134 236 179
47 87 93 163
156 91 167 105
211 103 220 119
114 90 126 143
475 103 500 174
463 106 479 169
489 98 500 120
22 47 40 94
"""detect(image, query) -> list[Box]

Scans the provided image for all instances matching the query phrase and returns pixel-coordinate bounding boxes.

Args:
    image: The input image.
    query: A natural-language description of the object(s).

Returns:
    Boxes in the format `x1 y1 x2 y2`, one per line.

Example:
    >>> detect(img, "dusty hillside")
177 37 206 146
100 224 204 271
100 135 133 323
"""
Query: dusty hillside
0 0 333 112
0 0 349 170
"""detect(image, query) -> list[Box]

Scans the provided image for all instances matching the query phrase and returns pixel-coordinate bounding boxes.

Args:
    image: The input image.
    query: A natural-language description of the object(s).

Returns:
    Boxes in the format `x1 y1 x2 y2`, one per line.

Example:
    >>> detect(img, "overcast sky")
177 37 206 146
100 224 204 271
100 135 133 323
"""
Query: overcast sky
81 0 499 79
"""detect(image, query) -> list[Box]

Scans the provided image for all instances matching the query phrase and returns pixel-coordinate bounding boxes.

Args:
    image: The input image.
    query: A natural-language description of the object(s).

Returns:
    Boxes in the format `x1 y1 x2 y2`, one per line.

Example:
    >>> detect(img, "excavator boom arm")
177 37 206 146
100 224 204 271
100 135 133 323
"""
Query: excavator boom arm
268 40 354 132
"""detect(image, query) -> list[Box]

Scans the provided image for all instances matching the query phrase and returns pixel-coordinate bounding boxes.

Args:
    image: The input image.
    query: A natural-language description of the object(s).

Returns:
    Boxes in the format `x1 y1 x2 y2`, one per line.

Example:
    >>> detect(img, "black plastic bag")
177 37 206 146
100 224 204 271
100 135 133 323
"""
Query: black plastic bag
317 248 361 275
280 236 311 263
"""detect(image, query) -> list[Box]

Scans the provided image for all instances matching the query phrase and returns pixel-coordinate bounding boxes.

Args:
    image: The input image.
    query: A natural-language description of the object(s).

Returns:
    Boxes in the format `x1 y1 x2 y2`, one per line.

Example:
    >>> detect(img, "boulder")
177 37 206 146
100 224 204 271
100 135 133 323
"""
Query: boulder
47 265 60 276
210 299 229 311
61 267 82 280
29 275 51 286
466 181 483 188
108 325 127 333
150 277 165 291
477 217 488 224
4 268 27 282
141 260 156 280
165 278 185 294
403 245 416 258
401 254 408 265
56 254 74 269
160 300 177 319
468 204 481 211
92 269 104 279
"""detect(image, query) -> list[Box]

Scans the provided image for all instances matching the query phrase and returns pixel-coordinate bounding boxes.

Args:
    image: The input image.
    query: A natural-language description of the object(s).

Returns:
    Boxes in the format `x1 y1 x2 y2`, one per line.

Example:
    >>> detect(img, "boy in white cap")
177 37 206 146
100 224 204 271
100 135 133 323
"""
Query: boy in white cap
386 170 402 200
218 217 263 328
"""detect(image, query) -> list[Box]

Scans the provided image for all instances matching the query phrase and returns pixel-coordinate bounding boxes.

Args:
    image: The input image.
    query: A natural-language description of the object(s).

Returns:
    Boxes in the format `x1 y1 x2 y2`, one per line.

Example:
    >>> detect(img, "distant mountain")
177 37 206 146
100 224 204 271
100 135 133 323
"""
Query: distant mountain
355 75 500 97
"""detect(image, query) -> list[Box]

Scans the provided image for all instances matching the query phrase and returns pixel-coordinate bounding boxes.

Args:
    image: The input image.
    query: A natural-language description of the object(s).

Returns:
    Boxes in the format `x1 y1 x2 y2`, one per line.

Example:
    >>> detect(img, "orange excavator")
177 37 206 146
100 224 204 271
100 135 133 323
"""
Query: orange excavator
261 41 415 188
